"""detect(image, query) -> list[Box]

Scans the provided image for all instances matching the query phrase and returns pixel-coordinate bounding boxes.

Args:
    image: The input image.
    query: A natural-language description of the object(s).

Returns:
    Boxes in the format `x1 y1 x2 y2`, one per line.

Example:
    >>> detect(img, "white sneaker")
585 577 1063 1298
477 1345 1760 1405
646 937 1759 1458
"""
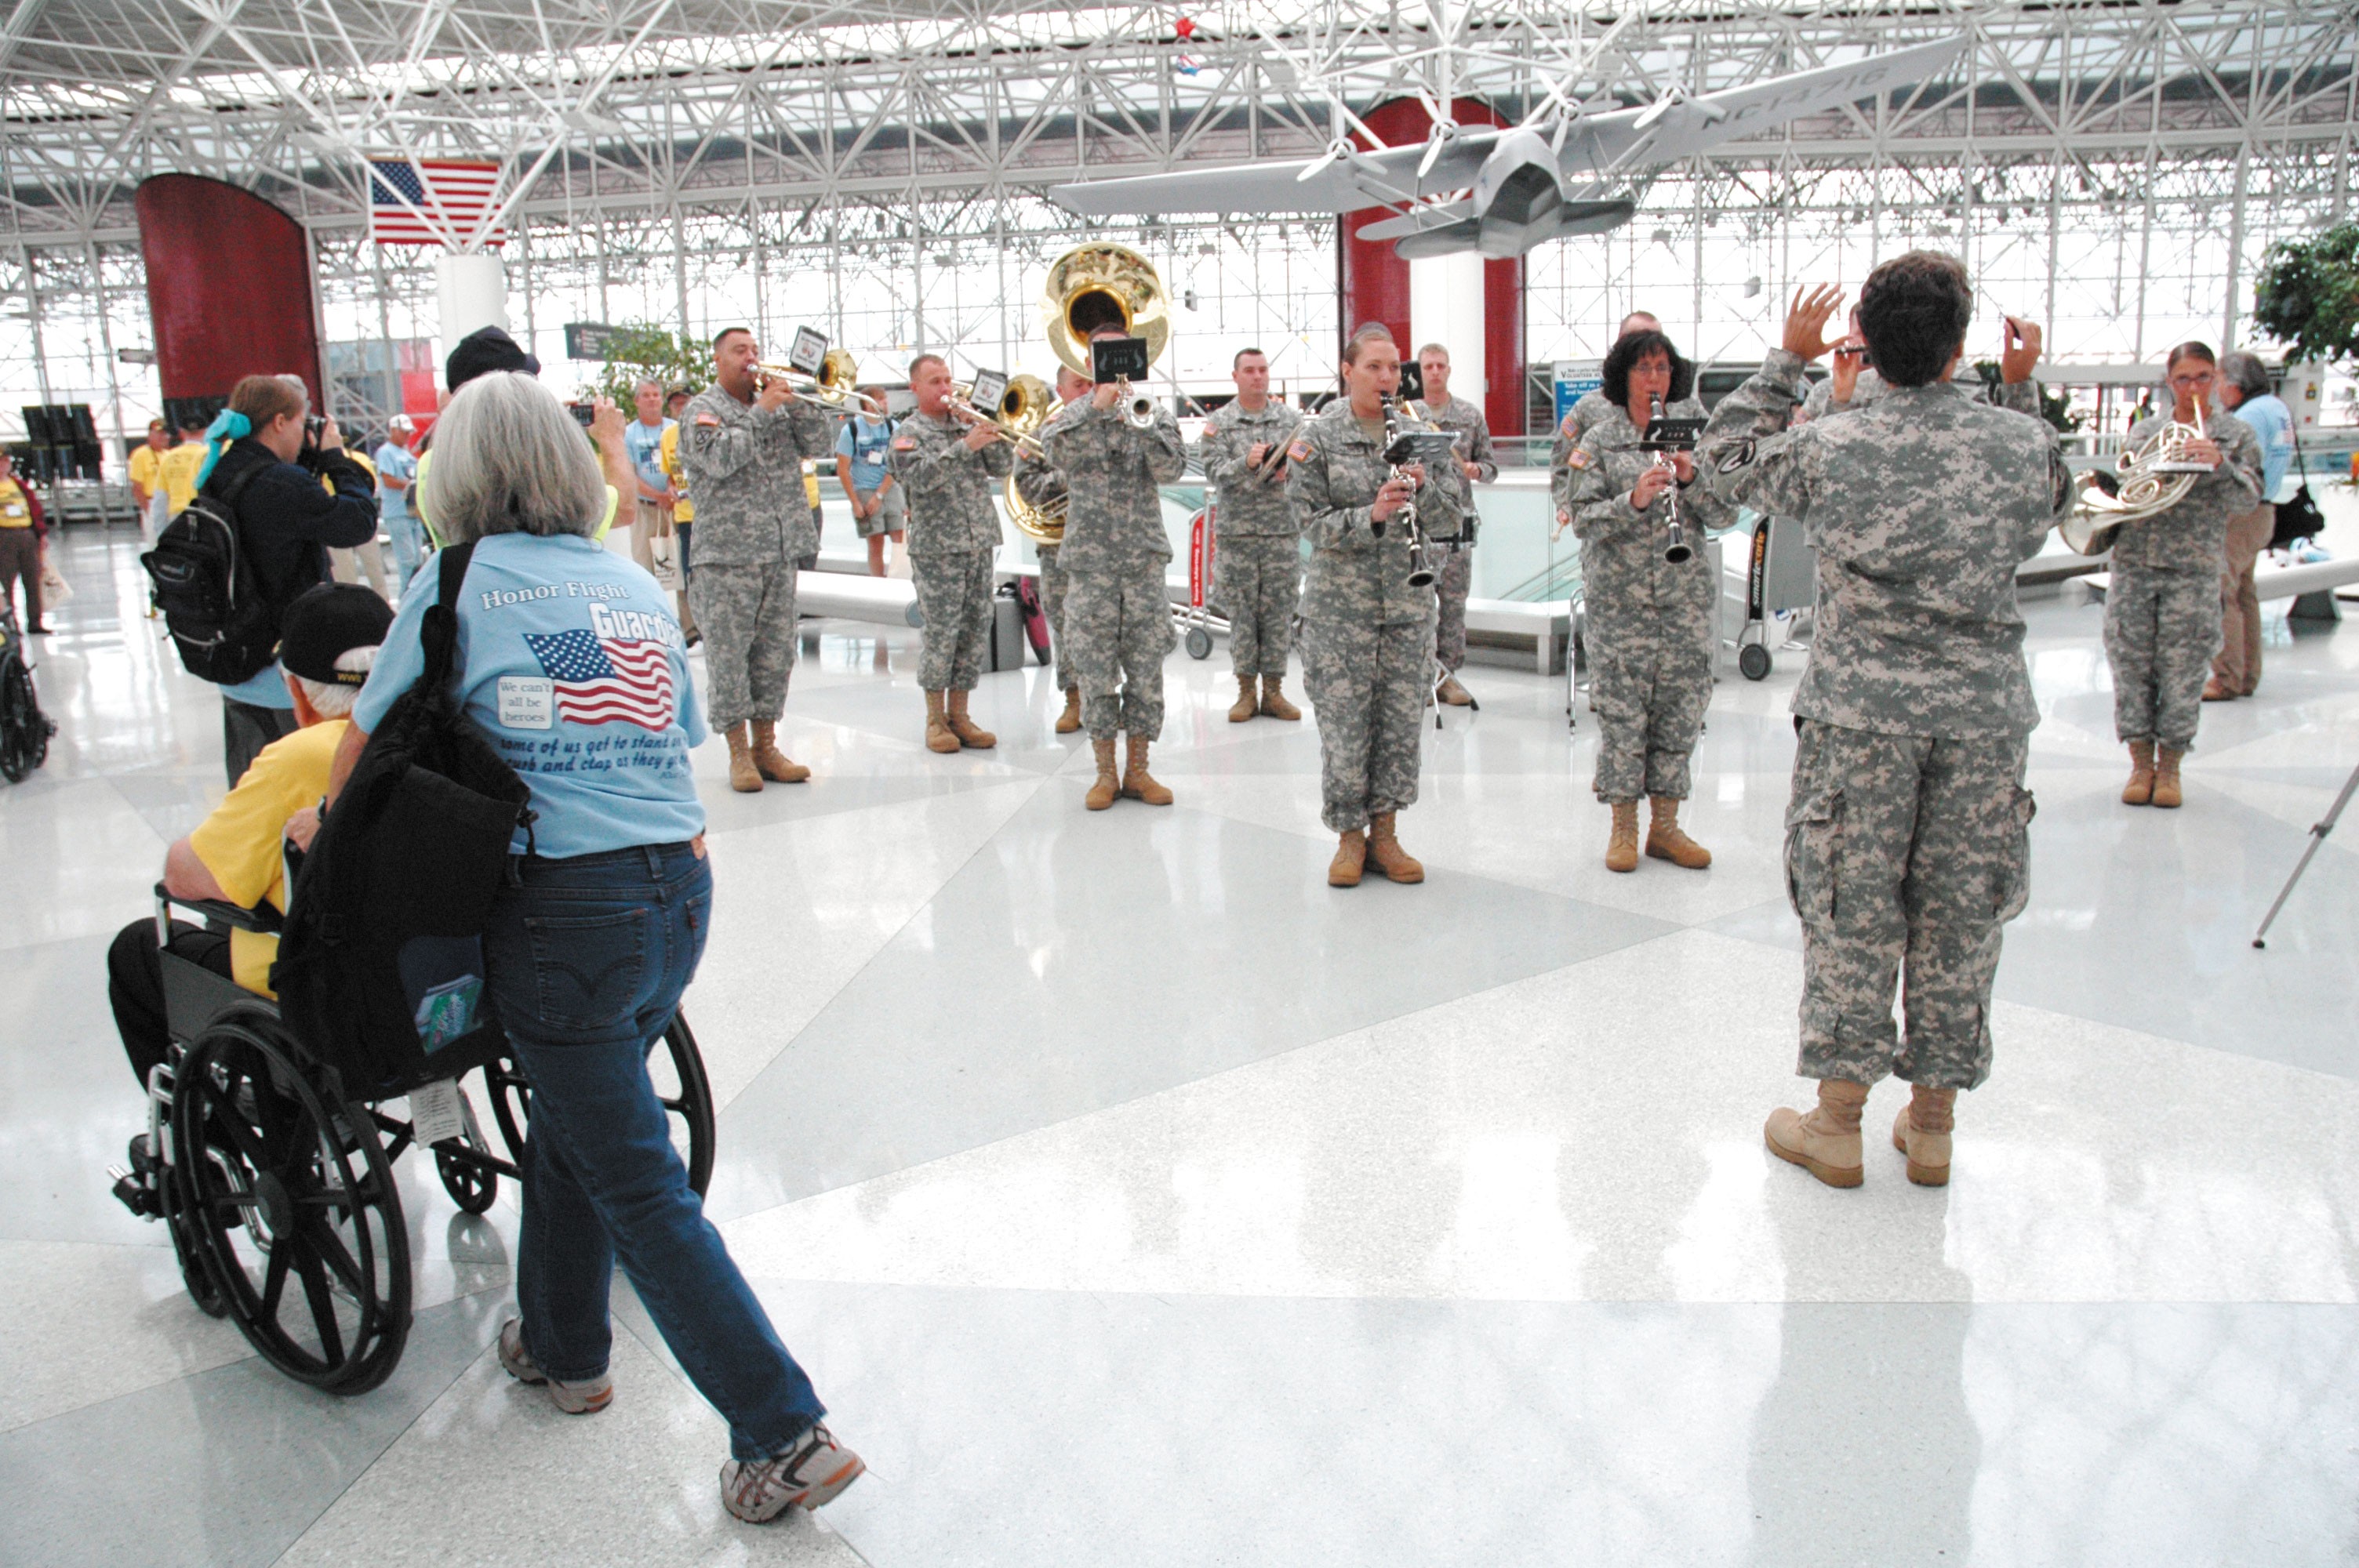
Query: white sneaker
720 1424 865 1522
497 1318 613 1414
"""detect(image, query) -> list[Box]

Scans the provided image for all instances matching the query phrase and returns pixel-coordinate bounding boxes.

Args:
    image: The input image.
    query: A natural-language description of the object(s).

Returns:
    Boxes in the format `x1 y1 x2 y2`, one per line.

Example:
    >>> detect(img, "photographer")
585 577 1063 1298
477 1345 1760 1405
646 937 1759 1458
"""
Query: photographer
197 375 380 783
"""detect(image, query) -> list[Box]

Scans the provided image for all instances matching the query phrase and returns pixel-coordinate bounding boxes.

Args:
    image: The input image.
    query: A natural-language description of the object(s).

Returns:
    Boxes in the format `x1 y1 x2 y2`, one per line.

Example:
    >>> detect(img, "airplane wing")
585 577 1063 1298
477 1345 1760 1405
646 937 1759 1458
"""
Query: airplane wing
1562 37 1966 175
1048 129 1503 216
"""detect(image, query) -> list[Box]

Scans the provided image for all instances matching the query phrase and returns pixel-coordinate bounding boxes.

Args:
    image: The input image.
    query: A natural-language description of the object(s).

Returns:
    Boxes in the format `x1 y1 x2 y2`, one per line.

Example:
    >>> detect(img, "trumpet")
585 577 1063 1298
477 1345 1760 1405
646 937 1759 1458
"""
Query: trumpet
1644 395 1695 565
1114 379 1158 430
754 347 882 414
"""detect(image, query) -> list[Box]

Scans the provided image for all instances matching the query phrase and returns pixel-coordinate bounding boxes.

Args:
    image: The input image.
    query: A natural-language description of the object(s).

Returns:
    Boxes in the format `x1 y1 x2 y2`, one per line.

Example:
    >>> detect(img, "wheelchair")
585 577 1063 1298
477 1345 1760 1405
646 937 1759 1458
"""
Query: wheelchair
109 885 718 1396
0 600 54 783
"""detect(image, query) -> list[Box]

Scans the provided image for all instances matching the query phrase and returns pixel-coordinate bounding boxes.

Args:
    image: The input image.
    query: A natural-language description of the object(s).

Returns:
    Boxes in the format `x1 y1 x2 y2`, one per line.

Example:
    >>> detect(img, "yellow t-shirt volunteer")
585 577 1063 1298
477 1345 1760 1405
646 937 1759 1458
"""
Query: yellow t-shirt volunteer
158 441 208 514
186 718 347 996
660 422 693 523
0 477 31 528
129 443 166 501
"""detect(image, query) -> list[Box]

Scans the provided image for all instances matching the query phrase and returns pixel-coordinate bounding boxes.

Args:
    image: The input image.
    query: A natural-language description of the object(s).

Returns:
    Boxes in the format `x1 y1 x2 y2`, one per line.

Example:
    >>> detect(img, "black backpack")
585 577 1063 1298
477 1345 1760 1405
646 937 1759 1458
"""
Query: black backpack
141 461 276 685
271 543 534 1099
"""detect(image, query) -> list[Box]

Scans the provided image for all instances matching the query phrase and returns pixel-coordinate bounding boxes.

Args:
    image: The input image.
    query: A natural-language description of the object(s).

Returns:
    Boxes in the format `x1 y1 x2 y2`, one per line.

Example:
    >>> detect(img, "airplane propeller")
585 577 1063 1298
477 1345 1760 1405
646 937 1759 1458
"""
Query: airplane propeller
1416 118 1459 181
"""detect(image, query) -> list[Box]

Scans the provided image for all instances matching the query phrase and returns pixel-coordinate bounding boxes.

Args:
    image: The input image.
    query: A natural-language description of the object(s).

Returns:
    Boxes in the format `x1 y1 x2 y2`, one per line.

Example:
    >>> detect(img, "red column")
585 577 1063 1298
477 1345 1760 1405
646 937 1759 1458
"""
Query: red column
135 175 325 414
1336 98 1526 436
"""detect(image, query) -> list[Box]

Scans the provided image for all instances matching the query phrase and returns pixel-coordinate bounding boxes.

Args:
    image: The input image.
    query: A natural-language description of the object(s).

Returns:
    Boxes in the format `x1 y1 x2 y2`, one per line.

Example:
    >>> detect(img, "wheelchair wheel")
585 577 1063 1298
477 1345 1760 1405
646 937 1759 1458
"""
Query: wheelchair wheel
487 1012 717 1198
172 1014 412 1394
0 656 49 783
434 1146 499 1215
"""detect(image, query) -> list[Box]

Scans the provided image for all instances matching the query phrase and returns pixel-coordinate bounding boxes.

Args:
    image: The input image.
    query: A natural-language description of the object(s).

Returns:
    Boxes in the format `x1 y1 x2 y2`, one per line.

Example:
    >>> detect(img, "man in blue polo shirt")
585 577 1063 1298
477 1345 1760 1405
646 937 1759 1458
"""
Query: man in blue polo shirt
2209 351 2296 701
834 392 903 577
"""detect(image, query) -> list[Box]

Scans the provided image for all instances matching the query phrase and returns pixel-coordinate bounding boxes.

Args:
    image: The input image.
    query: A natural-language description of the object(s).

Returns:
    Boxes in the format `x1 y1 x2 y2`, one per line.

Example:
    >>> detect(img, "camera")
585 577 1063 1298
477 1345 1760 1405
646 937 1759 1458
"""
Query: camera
568 402 597 429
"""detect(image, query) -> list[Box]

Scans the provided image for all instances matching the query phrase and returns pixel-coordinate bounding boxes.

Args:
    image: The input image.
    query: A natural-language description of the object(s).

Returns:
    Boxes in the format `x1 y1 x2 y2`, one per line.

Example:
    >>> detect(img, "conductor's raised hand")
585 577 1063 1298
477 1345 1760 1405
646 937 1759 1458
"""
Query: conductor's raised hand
2000 315 2044 385
1781 285 1846 362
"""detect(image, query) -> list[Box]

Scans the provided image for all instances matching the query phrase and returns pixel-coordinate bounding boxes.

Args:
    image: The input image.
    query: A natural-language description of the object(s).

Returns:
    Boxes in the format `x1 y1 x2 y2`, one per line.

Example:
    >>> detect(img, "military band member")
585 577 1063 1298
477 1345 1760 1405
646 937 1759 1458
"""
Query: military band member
891 354 1014 754
1558 328 1735 873
1801 306 2047 422
1193 347 1306 723
2103 343 2263 808
1040 323 1188 810
1013 367 1092 734
1700 259 2074 1190
1411 343 1496 708
680 328 838 792
1552 310 1660 528
1289 325 1467 887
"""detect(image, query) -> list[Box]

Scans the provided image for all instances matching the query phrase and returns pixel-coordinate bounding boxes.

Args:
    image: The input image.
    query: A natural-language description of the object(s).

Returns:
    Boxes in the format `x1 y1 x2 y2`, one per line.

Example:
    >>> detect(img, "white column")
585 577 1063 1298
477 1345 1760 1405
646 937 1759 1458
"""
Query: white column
1408 252 1487 397
435 251 510 347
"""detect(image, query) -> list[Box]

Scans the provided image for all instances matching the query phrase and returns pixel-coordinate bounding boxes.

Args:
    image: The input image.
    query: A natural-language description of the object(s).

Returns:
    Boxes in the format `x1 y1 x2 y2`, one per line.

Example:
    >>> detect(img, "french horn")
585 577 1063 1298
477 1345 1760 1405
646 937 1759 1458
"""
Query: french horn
2060 404 2213 556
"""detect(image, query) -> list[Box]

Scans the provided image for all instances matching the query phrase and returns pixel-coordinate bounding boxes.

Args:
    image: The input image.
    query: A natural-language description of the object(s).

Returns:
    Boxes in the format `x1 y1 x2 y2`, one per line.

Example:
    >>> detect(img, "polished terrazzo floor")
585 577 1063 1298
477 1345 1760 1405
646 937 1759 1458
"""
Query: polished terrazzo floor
4 525 2357 1566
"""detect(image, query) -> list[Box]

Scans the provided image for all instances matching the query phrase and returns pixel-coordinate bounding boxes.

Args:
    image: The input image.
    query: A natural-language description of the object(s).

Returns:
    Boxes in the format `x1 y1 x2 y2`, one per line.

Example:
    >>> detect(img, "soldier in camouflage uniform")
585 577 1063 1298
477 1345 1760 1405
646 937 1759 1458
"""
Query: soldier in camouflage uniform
891 354 1014 753
1013 368 1092 735
2103 344 2263 808
1699 260 2076 1190
1800 307 2048 423
1548 310 1659 530
1193 347 1305 723
1559 328 1736 873
681 328 839 792
1410 343 1496 708
1038 326 1187 810
1289 326 1467 887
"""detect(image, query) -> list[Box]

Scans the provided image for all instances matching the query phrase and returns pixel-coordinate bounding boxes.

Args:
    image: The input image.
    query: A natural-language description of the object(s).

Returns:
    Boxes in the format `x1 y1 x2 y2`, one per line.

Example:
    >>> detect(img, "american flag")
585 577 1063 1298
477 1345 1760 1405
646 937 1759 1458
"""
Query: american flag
524 630 676 731
369 158 508 248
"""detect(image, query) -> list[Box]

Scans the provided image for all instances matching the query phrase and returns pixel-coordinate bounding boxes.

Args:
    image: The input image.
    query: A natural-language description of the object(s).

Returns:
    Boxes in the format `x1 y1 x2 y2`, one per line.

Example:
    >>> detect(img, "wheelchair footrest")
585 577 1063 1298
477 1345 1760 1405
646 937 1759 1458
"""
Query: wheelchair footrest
109 1166 160 1221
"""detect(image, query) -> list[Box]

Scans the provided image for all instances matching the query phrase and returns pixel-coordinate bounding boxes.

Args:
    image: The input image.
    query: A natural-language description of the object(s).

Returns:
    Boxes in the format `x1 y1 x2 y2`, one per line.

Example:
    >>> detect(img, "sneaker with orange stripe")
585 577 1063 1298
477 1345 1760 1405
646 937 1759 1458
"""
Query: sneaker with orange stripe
496 1318 613 1414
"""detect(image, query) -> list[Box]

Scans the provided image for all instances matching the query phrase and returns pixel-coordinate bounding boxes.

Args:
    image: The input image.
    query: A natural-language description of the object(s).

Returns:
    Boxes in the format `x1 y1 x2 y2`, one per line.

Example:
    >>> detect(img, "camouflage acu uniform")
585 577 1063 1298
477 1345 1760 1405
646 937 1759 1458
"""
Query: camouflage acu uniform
1287 401 1467 834
889 408 1012 693
1801 365 2045 423
1561 397 1736 803
1039 396 1187 740
1013 441 1077 691
1193 397 1305 679
2103 407 2263 753
678 387 838 728
1702 347 2075 1090
1412 394 1496 673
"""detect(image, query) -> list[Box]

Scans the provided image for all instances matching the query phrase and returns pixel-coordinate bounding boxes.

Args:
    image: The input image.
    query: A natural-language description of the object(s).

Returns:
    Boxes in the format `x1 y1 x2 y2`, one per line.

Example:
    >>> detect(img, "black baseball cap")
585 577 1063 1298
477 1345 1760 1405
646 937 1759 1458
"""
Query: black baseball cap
279 584 394 686
445 325 541 393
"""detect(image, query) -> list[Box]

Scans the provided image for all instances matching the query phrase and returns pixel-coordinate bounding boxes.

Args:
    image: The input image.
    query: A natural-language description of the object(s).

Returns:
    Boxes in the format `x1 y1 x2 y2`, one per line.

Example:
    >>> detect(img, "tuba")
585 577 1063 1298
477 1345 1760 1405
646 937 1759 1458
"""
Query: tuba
2060 403 2212 555
997 374 1067 545
1041 243 1169 430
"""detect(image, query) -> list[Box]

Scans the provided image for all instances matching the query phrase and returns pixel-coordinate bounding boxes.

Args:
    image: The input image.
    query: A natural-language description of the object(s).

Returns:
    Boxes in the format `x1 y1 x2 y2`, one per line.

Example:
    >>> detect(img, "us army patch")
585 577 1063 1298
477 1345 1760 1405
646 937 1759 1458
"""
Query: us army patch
892 435 917 451
1716 439 1757 472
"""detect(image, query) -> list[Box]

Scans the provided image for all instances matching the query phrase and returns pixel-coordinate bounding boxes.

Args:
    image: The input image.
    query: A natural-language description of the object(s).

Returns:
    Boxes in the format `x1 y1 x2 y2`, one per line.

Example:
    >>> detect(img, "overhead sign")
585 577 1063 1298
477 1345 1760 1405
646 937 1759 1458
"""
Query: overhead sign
564 322 620 361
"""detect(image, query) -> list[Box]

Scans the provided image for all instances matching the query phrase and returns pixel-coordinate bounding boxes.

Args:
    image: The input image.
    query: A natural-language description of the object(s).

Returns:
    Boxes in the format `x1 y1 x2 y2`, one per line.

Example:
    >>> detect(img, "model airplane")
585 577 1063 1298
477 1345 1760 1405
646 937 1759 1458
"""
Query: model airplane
1050 37 1965 259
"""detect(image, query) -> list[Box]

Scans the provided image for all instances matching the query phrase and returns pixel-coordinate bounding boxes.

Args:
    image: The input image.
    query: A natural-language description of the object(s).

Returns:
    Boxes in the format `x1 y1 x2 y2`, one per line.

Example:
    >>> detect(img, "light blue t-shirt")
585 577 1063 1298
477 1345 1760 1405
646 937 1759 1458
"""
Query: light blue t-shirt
624 418 671 496
375 442 417 524
834 415 896 493
2232 393 2295 502
354 533 708 858
223 661 295 710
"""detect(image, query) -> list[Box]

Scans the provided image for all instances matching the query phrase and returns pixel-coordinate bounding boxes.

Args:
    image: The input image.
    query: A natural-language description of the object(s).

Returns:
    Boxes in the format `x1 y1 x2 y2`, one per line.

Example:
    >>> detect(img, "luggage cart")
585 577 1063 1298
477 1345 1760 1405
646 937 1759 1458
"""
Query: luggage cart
1178 504 1227 659
1731 512 1815 681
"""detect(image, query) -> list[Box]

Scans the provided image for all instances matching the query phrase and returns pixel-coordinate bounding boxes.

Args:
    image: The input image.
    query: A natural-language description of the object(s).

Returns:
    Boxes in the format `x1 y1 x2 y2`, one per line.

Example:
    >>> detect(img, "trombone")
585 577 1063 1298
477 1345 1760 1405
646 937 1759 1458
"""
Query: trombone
948 373 1054 459
753 347 883 415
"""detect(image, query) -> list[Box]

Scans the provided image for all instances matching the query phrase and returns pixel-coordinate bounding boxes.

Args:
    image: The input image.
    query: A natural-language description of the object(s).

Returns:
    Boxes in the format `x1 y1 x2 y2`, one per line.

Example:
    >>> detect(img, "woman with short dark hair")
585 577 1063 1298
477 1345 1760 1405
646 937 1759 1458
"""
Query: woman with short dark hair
1558 328 1734 871
332 371 863 1526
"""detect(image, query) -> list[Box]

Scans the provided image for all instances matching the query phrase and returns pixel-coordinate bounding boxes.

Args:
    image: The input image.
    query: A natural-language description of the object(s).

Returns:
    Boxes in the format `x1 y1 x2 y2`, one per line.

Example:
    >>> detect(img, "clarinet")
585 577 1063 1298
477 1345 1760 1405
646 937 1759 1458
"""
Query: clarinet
1651 394 1694 565
1383 394 1436 589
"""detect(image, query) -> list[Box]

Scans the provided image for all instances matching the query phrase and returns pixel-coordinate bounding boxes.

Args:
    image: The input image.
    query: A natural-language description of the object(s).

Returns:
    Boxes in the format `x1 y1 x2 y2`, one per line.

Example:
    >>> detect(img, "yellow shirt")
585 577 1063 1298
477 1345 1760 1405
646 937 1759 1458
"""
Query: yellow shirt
187 718 347 996
660 422 693 523
0 478 29 528
129 443 166 499
322 447 375 498
803 462 821 509
159 441 207 514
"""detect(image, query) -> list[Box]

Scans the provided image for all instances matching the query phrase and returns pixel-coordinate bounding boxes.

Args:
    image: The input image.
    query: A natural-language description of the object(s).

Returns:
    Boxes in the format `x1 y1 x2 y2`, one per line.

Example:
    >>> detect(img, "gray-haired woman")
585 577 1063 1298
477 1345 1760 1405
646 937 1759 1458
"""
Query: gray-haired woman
329 371 863 1524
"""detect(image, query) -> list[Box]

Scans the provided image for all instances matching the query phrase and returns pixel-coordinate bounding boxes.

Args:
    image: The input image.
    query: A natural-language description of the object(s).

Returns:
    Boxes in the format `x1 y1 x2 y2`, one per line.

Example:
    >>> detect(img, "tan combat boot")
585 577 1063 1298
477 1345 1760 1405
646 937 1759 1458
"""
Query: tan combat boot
1121 735 1174 805
1645 797 1713 869
924 691 960 754
1764 1079 1870 1188
725 724 762 793
2150 747 2184 809
1259 677 1301 721
2121 740 2155 805
1329 829 1367 887
1055 686 1082 735
947 688 996 750
1605 801 1640 873
748 720 810 784
1437 675 1473 707
1085 737 1120 810
1892 1084 1957 1187
1228 675 1258 724
1366 812 1424 884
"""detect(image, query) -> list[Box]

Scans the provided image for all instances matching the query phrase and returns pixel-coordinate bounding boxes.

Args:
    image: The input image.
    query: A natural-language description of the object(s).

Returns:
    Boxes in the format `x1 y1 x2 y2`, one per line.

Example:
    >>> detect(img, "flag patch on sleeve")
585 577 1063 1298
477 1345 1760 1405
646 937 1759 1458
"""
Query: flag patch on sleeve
1566 448 1591 470
892 435 917 451
1286 438 1313 463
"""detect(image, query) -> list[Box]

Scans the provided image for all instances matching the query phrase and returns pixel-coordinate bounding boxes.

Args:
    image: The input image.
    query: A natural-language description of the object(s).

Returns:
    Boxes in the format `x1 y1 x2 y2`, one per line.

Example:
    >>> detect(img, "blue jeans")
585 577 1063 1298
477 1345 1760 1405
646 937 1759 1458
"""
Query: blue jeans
485 840 826 1460
385 513 427 598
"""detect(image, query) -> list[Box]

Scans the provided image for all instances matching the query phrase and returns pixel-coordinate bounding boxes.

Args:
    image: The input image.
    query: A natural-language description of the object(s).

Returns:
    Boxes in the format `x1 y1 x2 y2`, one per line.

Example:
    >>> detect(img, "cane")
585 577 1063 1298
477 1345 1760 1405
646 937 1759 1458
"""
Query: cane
2252 759 2359 949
